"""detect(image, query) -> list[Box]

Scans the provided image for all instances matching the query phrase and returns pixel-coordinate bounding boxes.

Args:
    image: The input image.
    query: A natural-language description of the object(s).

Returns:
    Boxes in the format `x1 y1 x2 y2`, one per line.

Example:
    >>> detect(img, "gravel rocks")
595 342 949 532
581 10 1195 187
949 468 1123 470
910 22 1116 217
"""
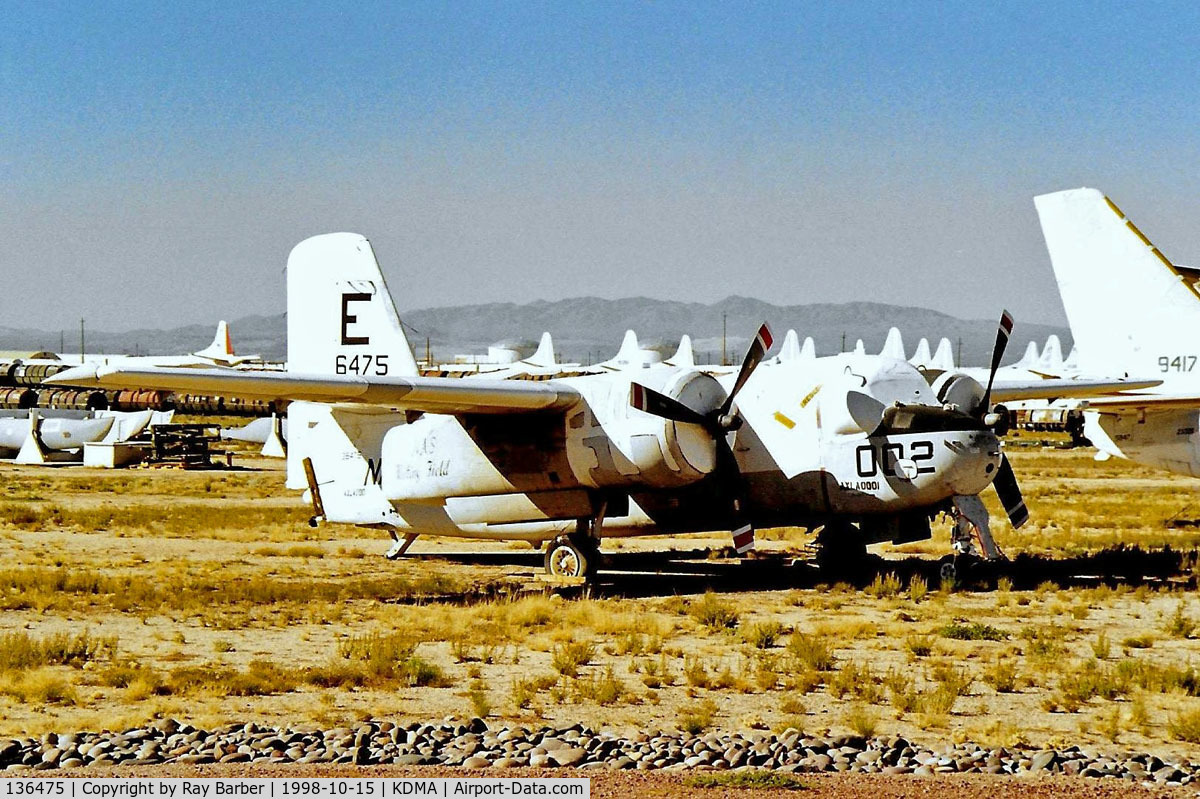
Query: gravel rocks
0 720 1191 786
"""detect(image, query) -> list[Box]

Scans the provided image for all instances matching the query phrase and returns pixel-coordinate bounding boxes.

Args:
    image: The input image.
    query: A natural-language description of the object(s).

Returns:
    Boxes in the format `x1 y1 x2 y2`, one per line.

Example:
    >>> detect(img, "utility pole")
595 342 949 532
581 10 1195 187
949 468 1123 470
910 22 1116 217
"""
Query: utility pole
721 313 728 366
841 332 846 353
79 318 85 365
956 337 963 368
59 331 64 355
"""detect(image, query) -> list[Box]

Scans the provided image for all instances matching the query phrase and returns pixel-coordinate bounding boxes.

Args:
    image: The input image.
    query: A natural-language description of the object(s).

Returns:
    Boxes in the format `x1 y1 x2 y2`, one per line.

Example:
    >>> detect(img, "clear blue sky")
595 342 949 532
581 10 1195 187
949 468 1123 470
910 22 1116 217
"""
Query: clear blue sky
4 1 1200 331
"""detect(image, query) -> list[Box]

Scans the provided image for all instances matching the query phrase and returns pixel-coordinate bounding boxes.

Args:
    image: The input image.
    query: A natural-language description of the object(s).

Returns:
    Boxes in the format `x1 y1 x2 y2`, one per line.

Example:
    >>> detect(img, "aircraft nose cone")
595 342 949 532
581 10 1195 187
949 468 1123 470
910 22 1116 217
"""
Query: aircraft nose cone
943 430 1002 496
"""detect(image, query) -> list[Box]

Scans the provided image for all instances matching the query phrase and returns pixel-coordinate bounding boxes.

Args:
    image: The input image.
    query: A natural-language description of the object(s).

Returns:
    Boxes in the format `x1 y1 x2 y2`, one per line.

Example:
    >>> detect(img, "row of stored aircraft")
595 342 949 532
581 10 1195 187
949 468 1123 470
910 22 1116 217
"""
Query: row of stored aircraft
47 192 1165 580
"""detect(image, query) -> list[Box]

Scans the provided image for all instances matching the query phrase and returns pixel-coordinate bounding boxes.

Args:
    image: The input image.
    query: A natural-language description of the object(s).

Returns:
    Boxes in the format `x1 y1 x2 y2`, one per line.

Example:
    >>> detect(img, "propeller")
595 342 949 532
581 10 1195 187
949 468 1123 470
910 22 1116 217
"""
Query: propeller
979 310 1027 530
630 324 774 547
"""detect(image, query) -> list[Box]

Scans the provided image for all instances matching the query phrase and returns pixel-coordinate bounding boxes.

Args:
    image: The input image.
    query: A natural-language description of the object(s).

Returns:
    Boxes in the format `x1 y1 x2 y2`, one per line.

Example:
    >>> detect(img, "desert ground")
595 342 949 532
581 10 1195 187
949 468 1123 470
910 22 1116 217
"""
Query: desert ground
0 431 1198 762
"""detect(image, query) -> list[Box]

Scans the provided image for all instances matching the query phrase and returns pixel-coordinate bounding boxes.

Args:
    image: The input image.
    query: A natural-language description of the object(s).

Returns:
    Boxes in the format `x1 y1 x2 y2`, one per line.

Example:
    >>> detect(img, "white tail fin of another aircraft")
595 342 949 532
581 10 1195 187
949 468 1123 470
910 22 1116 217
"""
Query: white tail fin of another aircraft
800 336 815 361
1036 187 1200 390
1014 340 1039 368
527 332 557 368
666 335 694 367
880 327 905 359
195 321 234 361
778 330 801 362
931 337 955 370
286 233 419 377
908 337 931 367
1037 335 1063 373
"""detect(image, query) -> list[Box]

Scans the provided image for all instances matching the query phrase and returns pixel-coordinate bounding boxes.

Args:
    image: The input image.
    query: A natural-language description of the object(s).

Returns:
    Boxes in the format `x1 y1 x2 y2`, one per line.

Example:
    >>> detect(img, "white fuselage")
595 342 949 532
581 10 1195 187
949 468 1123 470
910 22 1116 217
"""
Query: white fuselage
287 353 1001 542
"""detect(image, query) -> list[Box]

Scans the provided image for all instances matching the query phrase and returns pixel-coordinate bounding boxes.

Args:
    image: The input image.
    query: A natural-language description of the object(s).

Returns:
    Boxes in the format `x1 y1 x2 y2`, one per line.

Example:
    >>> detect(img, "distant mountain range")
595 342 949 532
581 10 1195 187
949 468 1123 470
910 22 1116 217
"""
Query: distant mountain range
0 297 1071 368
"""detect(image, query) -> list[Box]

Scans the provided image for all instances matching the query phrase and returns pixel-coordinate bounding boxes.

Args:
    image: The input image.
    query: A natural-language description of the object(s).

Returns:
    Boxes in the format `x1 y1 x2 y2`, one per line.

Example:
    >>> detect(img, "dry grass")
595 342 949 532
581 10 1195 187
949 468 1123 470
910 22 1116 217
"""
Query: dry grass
0 446 1199 759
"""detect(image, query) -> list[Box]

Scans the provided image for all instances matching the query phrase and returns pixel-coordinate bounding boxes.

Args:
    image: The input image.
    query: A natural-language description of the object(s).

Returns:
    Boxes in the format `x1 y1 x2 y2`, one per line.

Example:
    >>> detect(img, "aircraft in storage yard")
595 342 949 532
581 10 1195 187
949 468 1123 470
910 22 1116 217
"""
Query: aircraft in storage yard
1037 187 1200 477
47 233 1156 580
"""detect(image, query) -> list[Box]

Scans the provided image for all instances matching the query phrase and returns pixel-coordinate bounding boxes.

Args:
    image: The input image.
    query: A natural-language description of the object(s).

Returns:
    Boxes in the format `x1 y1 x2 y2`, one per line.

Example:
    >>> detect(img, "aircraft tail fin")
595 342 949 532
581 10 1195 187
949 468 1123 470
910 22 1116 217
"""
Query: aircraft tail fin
931 337 955 370
1037 335 1063 373
1035 187 1200 386
908 337 931 367
286 233 419 377
800 336 815 361
666 335 694 367
605 330 643 368
527 332 557 368
1014 340 1039 368
778 330 801 362
853 339 866 356
195 321 234 361
880 327 905 359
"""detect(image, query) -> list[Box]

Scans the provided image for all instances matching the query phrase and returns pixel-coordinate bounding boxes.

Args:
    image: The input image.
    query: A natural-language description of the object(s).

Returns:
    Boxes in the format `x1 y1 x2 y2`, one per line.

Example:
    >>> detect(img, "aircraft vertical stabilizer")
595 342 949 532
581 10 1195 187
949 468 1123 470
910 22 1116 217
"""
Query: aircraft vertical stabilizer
1038 335 1063 373
800 337 815 361
881 327 905 359
931 338 955 370
605 330 643 369
666 335 694 367
527 332 557 368
853 339 866 356
1036 187 1200 388
909 337 932 367
778 330 801 362
285 233 419 378
195 321 234 360
1014 340 1039 368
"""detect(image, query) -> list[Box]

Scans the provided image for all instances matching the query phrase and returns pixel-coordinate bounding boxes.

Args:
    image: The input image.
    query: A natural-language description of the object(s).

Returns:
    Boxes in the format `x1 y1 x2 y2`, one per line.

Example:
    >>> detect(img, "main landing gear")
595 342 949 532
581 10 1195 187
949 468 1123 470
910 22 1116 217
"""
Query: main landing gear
545 505 606 580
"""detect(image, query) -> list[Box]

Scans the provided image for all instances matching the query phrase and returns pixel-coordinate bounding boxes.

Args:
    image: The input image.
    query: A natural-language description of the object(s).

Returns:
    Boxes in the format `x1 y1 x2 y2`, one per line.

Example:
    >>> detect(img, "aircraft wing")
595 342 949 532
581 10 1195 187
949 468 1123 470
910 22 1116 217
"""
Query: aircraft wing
1077 393 1200 412
45 365 581 415
989 378 1161 403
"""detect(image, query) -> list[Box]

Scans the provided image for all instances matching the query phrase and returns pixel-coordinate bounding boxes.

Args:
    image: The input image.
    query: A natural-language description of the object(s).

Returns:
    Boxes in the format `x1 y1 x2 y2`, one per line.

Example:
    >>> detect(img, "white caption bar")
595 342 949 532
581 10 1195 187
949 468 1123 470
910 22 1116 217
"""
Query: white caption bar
2 779 590 799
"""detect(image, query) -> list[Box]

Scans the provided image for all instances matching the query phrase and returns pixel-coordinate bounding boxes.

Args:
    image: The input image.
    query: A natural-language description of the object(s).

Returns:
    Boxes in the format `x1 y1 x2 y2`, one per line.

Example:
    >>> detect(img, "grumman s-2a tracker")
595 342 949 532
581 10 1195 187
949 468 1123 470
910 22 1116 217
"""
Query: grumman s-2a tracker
49 234 1155 581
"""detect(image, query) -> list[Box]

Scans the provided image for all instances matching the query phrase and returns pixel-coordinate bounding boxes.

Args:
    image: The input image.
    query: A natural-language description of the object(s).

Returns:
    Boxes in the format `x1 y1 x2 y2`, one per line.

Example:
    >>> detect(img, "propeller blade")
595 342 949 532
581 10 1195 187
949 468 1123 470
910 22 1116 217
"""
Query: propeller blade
992 453 1029 528
719 323 774 418
629 383 709 426
980 310 1014 414
846 391 887 435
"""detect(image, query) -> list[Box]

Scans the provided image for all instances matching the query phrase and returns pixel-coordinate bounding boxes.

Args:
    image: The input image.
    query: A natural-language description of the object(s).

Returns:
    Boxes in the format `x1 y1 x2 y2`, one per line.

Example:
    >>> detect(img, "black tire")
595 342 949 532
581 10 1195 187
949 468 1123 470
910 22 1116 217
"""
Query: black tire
815 523 867 572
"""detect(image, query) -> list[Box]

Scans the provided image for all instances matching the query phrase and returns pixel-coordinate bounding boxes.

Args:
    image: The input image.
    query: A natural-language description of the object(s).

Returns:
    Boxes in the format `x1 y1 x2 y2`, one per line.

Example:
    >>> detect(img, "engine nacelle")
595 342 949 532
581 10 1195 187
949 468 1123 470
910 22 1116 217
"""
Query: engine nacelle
566 370 724 490
927 371 985 415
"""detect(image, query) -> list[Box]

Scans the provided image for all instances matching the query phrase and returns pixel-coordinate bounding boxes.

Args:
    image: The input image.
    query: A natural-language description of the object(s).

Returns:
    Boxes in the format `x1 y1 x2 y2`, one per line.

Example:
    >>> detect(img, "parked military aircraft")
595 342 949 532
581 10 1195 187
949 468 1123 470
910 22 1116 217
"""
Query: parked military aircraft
48 233 1153 579
1036 187 1200 477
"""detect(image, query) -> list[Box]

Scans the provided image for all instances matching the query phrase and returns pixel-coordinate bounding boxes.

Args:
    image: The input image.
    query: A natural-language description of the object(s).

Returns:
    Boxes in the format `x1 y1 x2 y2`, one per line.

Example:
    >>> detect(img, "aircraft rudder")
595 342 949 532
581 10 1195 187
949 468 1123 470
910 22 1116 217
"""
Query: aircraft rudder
285 233 419 377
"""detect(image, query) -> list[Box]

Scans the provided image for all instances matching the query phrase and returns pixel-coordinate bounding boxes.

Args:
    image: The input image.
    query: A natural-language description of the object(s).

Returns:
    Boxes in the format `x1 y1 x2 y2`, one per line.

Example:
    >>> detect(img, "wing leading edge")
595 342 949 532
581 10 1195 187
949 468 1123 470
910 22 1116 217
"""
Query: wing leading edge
46 365 581 415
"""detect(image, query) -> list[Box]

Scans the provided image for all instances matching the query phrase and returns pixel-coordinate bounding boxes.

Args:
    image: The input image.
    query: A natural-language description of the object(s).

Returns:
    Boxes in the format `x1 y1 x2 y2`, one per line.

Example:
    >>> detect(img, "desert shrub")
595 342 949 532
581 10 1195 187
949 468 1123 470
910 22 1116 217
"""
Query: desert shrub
0 631 117 671
551 640 594 678
982 659 1018 693
743 621 785 649
940 622 1007 641
689 592 739 631
678 699 718 734
864 572 902 599
1168 707 1200 743
786 633 835 671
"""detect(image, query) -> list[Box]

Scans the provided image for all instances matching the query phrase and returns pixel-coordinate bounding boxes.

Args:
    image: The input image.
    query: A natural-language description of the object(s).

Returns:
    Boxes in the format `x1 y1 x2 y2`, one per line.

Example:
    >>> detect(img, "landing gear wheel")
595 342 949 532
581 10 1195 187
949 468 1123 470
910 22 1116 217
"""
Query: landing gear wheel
815 523 867 573
544 537 596 579
938 557 957 585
